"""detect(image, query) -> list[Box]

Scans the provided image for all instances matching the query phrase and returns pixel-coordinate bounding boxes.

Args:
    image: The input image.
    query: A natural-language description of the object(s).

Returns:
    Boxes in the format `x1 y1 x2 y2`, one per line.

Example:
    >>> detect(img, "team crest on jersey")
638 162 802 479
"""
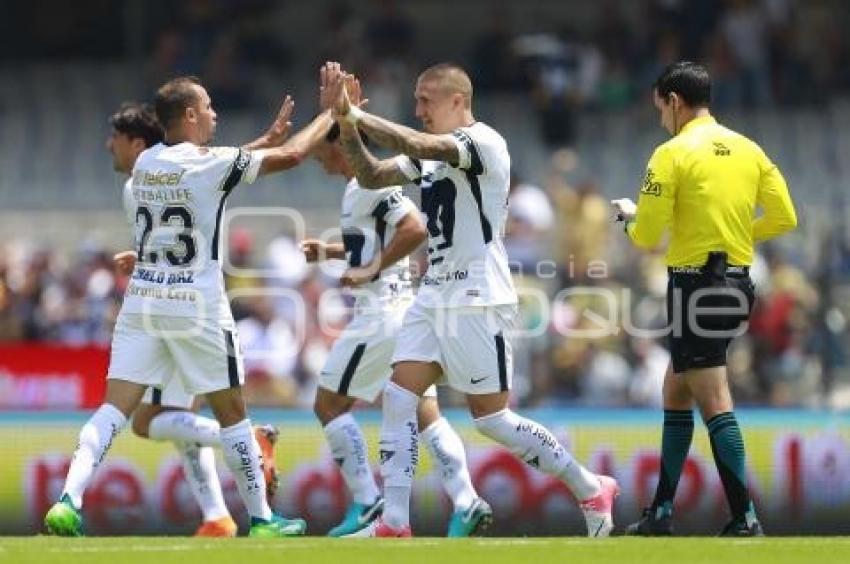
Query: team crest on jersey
234 149 251 172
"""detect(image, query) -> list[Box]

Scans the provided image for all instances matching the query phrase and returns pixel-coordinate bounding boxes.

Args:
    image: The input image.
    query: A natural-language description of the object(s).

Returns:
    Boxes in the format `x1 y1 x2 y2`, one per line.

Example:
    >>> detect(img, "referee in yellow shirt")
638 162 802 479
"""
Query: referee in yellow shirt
612 62 796 537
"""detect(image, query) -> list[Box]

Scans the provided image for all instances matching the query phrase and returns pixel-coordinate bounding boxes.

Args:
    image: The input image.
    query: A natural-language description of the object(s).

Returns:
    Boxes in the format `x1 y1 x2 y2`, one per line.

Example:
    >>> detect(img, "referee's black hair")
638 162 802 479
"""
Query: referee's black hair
325 121 369 146
109 102 164 148
654 61 711 107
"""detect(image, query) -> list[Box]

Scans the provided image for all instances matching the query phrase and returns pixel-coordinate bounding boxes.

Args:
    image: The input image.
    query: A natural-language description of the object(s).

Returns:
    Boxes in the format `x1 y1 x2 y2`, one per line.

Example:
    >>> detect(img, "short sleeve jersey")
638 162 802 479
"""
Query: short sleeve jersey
340 178 417 310
394 122 517 308
121 143 262 322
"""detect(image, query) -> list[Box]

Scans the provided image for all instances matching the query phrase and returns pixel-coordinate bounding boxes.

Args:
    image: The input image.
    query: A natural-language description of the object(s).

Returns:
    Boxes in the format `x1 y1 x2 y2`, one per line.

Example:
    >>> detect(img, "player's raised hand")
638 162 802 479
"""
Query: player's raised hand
264 95 294 146
300 239 327 263
322 63 352 119
320 61 345 112
340 263 379 288
113 250 138 276
343 74 369 110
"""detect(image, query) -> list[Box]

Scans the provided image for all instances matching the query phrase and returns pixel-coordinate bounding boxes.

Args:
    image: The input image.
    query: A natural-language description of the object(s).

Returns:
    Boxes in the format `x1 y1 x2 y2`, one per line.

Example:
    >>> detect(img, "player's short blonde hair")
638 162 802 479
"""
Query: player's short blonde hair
418 63 473 108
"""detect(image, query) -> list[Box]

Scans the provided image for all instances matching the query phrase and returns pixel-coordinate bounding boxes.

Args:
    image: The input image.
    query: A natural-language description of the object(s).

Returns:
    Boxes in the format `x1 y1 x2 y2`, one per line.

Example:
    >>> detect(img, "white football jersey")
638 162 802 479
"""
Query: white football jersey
121 142 262 322
395 122 517 308
340 178 416 311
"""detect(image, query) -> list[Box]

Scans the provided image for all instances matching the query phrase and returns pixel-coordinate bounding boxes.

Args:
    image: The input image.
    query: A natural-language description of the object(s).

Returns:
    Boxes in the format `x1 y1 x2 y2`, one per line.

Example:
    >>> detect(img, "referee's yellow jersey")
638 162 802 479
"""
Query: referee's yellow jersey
626 115 797 267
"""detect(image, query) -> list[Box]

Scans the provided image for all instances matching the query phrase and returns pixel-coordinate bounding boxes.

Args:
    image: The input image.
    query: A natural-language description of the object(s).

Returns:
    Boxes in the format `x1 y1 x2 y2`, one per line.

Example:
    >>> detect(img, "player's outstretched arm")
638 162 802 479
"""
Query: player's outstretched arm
301 239 345 262
320 64 408 189
329 71 460 165
257 110 335 176
348 109 458 164
338 120 410 189
242 95 294 150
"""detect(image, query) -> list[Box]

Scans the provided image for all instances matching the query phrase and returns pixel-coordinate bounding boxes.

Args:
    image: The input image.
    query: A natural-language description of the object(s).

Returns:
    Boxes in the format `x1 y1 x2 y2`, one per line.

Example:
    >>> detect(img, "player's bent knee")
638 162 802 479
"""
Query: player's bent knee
390 361 440 396
416 396 441 431
205 388 247 427
130 415 150 438
313 388 354 426
473 408 511 443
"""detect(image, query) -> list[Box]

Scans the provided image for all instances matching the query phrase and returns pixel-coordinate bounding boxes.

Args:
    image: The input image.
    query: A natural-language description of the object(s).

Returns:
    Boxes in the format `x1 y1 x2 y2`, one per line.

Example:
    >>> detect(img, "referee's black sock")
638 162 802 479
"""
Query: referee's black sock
650 409 694 513
707 411 751 520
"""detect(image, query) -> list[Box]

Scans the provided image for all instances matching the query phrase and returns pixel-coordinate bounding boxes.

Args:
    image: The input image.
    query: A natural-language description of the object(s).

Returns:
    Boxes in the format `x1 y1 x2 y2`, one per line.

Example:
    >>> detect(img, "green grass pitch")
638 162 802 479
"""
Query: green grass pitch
2 537 849 564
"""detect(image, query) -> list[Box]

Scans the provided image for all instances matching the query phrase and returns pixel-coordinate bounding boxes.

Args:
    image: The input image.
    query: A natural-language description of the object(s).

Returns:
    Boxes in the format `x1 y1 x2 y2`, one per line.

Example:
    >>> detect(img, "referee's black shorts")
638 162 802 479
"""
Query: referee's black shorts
666 267 755 374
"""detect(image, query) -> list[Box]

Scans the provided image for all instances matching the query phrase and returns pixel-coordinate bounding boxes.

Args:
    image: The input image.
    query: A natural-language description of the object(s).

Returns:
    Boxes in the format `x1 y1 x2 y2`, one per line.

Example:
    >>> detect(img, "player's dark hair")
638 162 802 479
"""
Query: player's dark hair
155 76 202 129
654 61 711 107
109 102 163 147
325 122 369 146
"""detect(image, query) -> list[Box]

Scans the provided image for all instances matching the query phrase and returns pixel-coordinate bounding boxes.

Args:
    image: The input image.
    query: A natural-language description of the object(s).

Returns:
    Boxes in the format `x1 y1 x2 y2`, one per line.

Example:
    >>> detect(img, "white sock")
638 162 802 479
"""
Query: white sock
421 417 476 512
324 413 380 505
62 403 127 508
379 382 420 529
149 411 221 447
219 419 272 521
474 409 601 501
176 441 230 522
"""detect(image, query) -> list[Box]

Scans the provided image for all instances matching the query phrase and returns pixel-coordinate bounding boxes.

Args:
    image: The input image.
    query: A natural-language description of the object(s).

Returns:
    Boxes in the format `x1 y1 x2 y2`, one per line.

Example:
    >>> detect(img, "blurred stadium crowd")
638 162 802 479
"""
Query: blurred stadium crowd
2 169 846 409
1 0 849 408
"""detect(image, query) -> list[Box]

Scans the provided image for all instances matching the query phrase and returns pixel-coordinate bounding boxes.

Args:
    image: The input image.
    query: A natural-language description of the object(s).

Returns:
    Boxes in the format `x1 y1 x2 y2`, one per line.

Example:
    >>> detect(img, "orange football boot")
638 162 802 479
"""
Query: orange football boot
195 516 238 537
253 424 281 501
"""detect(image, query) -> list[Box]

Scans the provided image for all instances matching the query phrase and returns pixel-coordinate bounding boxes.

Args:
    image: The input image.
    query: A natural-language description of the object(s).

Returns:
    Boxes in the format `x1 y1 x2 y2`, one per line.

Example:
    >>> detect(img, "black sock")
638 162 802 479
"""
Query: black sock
707 411 751 520
651 409 694 513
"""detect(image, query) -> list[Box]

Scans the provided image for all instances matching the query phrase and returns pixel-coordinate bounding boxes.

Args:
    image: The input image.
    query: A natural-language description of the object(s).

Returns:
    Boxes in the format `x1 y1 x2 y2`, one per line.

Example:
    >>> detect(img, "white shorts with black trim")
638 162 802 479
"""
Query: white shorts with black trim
319 302 437 402
108 313 245 397
140 378 195 410
391 302 516 395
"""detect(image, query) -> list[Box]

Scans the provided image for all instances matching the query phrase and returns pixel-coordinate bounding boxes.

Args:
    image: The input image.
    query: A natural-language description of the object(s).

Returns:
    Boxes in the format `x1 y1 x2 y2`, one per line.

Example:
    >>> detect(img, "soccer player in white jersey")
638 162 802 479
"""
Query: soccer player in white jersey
302 117 492 537
107 102 290 537
324 64 620 537
45 75 336 538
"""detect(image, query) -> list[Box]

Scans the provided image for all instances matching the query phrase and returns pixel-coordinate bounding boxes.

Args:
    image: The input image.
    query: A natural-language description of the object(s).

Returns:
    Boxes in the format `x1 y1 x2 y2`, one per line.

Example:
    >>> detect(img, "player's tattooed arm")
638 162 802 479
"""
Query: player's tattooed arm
338 121 409 189
242 95 294 150
325 65 459 167
354 113 460 165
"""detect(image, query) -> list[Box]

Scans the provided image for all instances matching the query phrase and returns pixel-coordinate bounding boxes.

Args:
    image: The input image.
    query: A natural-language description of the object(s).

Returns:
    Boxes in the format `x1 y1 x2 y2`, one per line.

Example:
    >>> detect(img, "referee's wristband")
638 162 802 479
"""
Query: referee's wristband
343 106 365 126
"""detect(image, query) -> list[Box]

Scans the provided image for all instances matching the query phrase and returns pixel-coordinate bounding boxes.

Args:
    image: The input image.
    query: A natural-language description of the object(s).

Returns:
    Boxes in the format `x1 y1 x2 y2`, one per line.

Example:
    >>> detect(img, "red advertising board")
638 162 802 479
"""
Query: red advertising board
0 344 108 409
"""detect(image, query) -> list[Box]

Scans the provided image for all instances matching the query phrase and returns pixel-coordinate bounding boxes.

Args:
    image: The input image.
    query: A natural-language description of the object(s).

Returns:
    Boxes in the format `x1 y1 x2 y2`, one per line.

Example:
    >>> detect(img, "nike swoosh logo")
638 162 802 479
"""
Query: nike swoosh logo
470 377 488 384
358 500 383 526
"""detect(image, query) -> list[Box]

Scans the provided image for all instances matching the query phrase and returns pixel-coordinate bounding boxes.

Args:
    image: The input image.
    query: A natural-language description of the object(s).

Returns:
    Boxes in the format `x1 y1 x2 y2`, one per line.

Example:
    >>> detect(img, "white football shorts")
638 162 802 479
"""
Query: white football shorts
320 301 436 402
108 313 245 397
391 302 516 395
140 378 195 410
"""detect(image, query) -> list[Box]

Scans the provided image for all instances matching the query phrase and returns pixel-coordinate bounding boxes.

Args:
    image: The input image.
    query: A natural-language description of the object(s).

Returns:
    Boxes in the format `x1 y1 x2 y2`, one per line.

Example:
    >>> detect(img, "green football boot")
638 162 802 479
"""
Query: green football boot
248 513 307 538
44 494 84 537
